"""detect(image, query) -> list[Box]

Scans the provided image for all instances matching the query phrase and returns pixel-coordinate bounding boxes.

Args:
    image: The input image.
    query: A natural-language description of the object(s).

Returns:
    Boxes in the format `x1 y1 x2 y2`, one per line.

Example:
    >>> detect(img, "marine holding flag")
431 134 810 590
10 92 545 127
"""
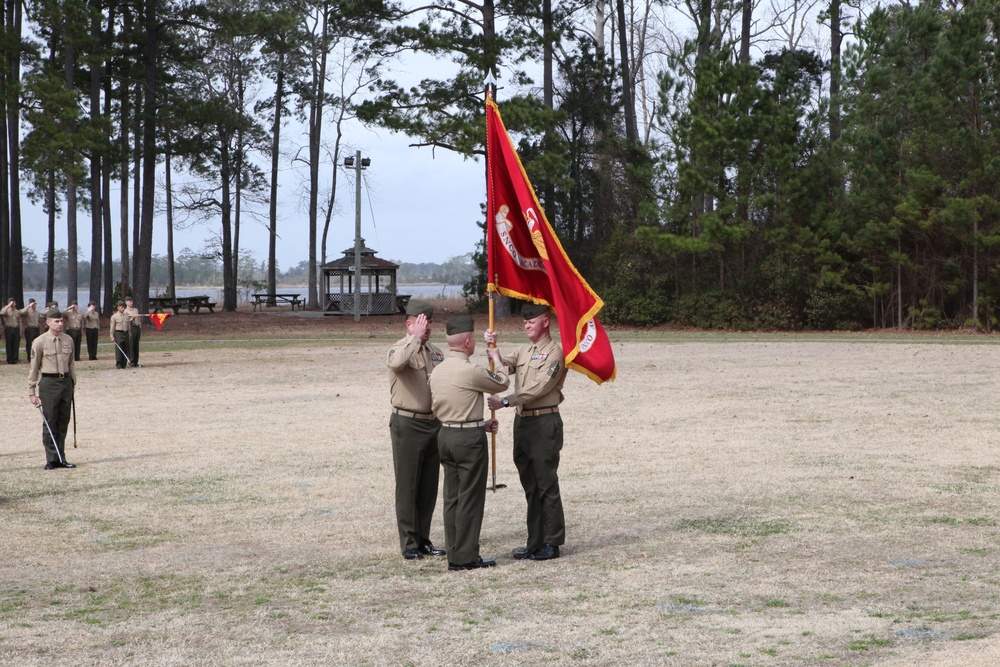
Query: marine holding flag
483 94 617 561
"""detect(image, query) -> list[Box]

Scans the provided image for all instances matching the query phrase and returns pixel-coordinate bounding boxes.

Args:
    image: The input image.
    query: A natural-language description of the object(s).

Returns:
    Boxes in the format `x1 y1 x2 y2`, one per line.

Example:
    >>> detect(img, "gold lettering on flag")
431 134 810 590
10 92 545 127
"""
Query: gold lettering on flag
495 205 546 272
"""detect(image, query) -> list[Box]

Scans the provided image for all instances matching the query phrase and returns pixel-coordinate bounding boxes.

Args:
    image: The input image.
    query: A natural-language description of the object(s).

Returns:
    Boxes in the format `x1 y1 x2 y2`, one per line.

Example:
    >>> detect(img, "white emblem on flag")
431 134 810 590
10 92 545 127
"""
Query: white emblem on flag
495 205 546 272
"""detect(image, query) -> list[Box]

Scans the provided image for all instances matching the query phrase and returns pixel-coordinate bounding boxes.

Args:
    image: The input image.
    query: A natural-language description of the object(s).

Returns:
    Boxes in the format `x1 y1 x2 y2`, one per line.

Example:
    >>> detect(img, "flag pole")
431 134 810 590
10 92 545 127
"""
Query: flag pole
488 283 499 492
484 73 505 493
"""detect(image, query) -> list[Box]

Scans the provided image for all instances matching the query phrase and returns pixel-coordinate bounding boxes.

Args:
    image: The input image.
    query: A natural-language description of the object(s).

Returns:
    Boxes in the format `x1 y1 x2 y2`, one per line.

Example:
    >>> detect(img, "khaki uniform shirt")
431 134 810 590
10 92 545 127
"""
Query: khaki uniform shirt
27 332 76 397
64 310 82 331
430 351 509 424
496 334 566 414
0 303 19 328
20 306 42 329
110 311 130 334
83 310 100 330
387 334 445 413
125 306 141 328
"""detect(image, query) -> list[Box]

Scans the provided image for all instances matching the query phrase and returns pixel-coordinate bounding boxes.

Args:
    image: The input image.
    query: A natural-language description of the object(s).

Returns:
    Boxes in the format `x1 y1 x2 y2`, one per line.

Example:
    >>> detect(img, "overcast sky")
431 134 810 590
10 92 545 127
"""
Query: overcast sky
19 118 487 271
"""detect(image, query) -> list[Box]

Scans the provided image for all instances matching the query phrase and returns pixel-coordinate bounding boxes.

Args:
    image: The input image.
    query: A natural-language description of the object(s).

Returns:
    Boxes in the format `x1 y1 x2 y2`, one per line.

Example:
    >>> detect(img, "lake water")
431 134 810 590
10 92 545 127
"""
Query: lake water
23 284 465 308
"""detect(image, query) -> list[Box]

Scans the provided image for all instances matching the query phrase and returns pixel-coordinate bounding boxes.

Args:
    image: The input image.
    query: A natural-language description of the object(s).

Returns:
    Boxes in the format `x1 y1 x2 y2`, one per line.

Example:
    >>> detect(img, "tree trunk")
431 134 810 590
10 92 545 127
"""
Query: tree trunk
233 73 245 298
267 49 284 302
740 0 751 64
134 0 158 316
829 0 842 143
102 33 114 314
972 218 979 326
165 143 176 297
5 0 22 303
46 171 55 303
0 4 8 303
307 1 330 309
65 41 78 305
131 85 142 292
542 0 554 215
119 8 132 299
615 0 637 144
220 135 236 311
89 6 103 306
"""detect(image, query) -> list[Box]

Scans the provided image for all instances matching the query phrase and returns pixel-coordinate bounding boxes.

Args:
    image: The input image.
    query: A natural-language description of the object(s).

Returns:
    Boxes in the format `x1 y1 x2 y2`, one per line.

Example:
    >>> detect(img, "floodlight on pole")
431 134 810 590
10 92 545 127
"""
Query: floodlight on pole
344 150 369 322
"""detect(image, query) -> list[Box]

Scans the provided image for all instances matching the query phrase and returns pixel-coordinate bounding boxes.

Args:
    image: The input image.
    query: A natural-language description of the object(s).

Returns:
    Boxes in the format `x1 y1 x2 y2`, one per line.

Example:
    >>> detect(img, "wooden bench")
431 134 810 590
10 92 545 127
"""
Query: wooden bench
252 293 303 312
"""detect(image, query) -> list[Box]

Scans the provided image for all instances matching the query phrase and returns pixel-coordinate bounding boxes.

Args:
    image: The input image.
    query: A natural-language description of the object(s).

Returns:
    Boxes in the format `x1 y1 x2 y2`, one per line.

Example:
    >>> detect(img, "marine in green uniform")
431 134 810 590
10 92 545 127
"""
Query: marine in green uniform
83 302 100 360
27 309 77 470
64 301 83 361
124 296 142 367
1 297 20 364
21 298 41 361
485 303 568 561
429 315 508 571
109 301 130 368
387 299 447 560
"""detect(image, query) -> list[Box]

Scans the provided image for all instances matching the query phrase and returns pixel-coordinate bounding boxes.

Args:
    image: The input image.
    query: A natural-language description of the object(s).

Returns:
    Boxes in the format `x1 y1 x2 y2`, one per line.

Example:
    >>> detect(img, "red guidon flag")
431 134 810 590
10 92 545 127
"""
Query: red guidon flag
148 312 172 330
486 95 617 384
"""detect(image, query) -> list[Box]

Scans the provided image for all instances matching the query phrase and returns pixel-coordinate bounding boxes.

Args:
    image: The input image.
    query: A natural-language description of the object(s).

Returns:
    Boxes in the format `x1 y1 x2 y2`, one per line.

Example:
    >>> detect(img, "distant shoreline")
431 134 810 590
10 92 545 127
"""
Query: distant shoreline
23 283 464 306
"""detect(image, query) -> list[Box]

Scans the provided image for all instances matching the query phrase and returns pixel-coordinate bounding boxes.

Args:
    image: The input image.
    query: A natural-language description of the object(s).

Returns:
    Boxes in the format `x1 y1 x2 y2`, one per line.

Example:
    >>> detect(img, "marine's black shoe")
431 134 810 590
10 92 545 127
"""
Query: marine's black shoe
448 557 497 571
528 544 560 561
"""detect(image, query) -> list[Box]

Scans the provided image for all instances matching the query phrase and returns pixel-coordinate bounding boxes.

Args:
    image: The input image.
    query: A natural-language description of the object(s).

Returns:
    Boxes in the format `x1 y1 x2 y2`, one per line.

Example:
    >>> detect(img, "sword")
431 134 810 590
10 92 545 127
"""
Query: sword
36 404 66 466
72 396 77 448
113 338 133 367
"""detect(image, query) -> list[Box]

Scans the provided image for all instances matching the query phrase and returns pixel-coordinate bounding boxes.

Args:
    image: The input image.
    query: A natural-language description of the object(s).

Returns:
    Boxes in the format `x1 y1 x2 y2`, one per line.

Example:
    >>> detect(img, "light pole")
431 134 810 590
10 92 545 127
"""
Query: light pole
344 151 370 322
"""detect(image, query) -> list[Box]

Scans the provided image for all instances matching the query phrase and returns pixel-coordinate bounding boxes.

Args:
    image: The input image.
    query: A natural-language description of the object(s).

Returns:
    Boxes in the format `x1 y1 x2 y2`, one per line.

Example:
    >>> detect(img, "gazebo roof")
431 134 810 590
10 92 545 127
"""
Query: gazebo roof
321 242 399 271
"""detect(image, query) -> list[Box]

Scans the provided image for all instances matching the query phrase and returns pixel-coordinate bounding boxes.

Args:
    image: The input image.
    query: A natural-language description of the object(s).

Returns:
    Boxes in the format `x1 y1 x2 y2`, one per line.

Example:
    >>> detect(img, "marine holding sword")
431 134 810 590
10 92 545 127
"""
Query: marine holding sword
27 308 77 470
110 300 131 368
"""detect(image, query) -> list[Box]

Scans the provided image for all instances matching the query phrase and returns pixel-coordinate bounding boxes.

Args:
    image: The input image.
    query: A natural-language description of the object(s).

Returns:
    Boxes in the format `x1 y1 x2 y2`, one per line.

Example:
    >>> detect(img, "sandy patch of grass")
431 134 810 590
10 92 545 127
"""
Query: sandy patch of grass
2 331 1000 665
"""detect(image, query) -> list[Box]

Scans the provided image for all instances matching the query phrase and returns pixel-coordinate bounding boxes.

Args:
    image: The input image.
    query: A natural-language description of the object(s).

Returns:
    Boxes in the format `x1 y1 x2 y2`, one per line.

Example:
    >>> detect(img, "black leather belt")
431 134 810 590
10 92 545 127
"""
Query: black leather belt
521 406 559 417
42 373 67 378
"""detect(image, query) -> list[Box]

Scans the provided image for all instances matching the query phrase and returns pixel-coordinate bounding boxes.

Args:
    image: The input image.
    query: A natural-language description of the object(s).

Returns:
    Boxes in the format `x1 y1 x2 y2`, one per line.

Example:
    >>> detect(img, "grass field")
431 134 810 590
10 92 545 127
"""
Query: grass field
2 320 1000 666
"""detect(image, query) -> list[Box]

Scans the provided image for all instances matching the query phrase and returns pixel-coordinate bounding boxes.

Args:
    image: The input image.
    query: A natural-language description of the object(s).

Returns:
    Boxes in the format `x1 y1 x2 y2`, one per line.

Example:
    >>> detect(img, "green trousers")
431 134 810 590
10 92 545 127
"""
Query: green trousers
3 326 18 363
389 413 441 553
24 326 39 360
113 330 128 367
38 376 74 464
513 412 565 550
68 328 82 361
128 326 141 364
438 427 488 565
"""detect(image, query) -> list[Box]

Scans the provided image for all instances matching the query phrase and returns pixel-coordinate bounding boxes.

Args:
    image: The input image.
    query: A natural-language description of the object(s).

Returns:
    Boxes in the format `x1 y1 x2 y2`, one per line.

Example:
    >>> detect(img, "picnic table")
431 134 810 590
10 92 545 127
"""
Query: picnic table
252 293 303 311
148 295 217 314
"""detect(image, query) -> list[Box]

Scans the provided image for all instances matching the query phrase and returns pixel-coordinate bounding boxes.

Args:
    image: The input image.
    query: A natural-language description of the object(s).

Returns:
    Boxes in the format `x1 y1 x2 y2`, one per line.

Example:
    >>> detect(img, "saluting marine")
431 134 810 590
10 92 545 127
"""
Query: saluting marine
387 299 448 561
63 301 83 361
1 297 21 364
21 298 41 361
82 302 100 360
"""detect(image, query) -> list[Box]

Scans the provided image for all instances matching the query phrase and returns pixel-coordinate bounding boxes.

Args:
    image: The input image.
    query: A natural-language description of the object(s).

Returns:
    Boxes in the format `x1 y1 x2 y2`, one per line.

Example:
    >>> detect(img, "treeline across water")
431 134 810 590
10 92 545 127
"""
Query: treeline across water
20 247 473 296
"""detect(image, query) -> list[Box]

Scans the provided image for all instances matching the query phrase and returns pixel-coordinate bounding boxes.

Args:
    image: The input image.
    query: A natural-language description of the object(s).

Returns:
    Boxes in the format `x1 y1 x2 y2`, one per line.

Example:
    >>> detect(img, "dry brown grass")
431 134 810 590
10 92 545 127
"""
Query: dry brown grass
2 313 1000 666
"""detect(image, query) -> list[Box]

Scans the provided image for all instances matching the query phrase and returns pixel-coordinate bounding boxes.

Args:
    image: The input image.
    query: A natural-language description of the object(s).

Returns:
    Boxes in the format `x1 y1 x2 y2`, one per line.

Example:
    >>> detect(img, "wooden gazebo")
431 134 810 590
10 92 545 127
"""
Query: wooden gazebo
321 242 406 315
